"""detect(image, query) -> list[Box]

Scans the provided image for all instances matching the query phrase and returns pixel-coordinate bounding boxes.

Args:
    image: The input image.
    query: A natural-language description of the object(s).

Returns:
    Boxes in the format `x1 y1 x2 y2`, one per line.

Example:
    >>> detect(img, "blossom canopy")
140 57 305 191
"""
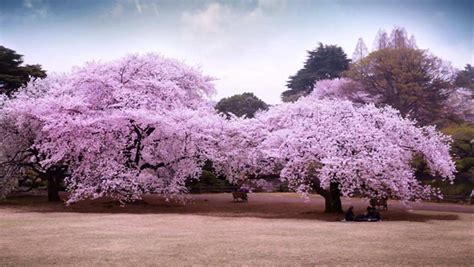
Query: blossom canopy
0 53 457 206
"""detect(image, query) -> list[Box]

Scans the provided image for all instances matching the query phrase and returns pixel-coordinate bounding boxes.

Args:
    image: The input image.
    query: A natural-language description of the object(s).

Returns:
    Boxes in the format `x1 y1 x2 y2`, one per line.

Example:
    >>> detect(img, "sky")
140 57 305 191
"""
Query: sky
0 0 472 104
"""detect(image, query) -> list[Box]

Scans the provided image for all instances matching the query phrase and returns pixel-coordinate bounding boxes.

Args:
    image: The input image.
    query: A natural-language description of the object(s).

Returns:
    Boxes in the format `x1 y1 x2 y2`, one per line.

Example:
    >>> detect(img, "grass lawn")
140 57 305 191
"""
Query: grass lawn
1 193 473 266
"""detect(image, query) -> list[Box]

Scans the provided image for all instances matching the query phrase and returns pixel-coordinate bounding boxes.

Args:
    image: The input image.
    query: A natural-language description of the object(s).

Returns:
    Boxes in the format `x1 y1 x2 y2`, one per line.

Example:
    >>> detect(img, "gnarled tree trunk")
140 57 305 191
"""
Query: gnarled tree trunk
311 180 343 213
329 182 343 213
47 175 61 202
46 166 66 202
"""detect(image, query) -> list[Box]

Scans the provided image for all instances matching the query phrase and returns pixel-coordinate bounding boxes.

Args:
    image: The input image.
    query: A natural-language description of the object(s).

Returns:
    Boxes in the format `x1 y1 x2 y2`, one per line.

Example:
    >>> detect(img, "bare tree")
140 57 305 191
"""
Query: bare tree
352 38 369 62
373 29 389 50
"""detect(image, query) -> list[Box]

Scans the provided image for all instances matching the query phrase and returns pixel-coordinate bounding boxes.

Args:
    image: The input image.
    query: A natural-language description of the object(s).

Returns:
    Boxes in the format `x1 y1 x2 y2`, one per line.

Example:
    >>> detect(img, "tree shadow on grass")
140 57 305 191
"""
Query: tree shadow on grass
0 194 463 222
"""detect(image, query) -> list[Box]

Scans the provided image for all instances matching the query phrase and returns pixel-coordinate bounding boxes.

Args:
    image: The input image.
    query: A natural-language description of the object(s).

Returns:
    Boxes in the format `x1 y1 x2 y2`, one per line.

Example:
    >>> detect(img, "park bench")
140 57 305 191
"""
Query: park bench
370 197 388 211
232 191 248 202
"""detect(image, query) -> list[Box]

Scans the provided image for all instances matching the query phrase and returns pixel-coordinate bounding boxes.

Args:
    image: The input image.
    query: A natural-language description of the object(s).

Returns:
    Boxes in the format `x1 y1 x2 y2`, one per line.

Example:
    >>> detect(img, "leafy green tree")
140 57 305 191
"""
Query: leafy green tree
415 123 473 186
345 46 452 125
442 123 474 173
345 28 472 126
439 123 474 197
0 46 46 96
454 64 474 90
216 92 268 118
283 43 350 102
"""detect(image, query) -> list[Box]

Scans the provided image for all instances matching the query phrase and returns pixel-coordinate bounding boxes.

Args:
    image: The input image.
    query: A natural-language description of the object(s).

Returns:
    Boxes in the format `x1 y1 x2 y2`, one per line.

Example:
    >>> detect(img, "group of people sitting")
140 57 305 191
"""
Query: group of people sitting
344 205 382 222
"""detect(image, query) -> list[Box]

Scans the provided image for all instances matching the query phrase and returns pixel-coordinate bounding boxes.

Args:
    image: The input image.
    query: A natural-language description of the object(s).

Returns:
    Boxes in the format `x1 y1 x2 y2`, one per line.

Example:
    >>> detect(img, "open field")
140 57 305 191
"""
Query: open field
1 193 473 266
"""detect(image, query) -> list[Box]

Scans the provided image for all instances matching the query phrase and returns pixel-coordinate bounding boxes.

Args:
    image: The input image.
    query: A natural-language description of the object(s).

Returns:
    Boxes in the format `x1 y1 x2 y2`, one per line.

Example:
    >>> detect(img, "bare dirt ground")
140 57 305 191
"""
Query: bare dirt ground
1 193 473 266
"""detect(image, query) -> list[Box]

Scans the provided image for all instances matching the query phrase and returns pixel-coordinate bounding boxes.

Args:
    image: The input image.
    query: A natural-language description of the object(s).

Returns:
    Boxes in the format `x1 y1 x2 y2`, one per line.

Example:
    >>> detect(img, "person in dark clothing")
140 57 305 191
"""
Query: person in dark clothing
373 209 381 221
344 206 355 221
366 206 375 217
348 206 382 222
366 205 382 221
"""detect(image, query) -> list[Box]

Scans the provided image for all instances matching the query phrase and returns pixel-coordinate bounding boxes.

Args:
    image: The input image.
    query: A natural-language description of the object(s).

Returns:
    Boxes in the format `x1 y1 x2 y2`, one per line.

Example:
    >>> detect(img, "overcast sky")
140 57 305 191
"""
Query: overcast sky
1 0 472 104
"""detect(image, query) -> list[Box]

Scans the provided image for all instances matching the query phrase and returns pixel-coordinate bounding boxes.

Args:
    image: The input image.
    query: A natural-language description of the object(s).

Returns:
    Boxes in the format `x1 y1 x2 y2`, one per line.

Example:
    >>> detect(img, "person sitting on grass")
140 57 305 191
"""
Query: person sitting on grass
365 206 382 221
366 205 375 217
344 206 355 221
351 206 382 222
373 208 382 221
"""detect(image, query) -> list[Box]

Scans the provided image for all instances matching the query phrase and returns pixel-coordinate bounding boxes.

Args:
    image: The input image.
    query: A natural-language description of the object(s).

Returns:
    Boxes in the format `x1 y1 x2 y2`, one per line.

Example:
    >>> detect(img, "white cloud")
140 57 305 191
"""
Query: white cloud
109 2 124 17
23 0 34 8
256 0 287 13
151 2 159 16
22 0 48 18
181 1 286 35
102 0 160 18
181 3 230 33
134 0 142 14
36 8 47 18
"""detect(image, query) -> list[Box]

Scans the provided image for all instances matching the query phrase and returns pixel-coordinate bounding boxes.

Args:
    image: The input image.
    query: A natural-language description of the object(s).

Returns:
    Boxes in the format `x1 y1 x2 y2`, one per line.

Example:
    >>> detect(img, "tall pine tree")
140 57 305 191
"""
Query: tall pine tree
0 46 46 96
283 43 350 102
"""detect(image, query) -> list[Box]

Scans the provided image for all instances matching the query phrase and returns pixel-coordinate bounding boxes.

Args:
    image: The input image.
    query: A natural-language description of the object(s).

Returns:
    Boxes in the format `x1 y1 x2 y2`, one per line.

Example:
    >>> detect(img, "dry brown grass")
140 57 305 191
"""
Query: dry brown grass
1 193 473 266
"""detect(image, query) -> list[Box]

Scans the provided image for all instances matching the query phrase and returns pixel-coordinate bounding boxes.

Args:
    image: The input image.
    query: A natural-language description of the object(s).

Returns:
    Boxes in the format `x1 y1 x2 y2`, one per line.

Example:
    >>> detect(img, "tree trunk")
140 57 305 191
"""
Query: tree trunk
322 194 333 213
312 180 343 213
329 182 343 213
47 175 61 202
45 165 67 202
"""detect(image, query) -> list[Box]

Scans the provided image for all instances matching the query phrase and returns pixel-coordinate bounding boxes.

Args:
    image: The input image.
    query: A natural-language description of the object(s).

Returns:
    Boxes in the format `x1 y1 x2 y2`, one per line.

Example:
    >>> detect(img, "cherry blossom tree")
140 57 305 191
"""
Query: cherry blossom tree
0 54 223 203
219 93 456 213
442 87 474 123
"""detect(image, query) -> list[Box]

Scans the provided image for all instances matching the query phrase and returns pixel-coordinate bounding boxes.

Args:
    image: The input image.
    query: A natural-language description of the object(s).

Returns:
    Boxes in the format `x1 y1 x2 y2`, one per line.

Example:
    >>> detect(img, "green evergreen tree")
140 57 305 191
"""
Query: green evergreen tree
0 46 46 96
283 43 350 102
454 64 474 90
216 92 268 119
